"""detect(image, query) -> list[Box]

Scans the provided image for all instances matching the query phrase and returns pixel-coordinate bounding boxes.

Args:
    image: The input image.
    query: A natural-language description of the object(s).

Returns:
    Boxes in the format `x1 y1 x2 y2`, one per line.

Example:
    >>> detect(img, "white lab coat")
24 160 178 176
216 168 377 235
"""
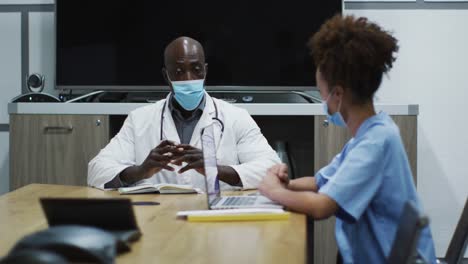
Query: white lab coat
88 92 281 190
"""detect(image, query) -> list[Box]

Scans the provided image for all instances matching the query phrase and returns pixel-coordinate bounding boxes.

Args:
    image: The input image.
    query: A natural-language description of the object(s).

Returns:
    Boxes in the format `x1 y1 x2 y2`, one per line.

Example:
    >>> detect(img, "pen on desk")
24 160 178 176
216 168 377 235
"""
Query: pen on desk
132 201 160 206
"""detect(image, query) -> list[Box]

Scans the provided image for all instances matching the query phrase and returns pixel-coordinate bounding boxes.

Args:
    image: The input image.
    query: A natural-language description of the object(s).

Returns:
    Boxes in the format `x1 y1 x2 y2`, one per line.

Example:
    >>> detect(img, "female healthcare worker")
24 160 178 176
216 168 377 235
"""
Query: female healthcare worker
88 37 280 190
259 15 437 263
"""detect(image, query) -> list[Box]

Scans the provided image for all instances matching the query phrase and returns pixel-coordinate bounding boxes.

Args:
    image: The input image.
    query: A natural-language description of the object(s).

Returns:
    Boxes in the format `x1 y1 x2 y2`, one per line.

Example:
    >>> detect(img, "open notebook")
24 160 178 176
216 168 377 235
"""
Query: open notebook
118 184 200 195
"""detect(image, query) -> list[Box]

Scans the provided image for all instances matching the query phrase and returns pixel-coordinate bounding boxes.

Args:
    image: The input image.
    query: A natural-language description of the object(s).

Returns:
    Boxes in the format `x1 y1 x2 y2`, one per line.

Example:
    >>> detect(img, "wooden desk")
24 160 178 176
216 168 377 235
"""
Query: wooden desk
0 184 306 264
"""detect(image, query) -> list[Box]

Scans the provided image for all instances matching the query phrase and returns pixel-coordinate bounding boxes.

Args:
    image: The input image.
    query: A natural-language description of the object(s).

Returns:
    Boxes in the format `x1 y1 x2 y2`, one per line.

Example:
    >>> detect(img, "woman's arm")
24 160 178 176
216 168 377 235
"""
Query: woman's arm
269 188 338 220
259 166 337 219
288 177 319 192
269 164 319 192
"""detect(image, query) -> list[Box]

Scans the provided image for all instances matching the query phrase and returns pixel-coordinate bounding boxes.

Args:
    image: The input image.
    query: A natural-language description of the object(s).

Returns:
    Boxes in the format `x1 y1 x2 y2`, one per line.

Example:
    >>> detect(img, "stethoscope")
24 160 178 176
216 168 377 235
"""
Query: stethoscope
160 97 225 141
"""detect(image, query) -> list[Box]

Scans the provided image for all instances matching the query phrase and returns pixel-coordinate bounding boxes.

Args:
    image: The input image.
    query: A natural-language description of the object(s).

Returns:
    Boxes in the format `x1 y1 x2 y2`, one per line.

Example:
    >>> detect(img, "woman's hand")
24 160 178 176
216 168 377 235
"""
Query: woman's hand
259 164 289 198
272 164 290 187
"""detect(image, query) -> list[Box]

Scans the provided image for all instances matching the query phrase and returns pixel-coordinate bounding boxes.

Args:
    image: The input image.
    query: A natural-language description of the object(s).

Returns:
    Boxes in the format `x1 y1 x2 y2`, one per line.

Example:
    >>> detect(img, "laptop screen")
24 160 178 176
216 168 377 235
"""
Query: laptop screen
201 124 221 206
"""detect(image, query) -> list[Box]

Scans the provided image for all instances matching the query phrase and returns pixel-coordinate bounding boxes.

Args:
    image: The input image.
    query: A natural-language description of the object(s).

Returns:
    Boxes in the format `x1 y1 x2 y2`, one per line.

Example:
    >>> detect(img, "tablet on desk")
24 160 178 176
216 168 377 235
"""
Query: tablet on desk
40 198 142 244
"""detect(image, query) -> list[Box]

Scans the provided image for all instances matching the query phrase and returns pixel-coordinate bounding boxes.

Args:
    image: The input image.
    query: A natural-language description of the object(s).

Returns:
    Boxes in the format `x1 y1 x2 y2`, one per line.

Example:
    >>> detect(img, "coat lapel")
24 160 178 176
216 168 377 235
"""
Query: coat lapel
161 94 181 144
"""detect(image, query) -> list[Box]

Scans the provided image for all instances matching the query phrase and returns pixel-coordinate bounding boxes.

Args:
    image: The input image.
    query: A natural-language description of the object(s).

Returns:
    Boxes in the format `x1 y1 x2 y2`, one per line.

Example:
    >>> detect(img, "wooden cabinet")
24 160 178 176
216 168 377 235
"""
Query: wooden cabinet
312 115 417 264
10 115 109 190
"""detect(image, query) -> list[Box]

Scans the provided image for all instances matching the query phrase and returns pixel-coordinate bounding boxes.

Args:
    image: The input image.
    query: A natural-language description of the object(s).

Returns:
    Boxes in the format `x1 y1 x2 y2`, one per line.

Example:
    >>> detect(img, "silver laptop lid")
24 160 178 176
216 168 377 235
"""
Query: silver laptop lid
201 124 221 207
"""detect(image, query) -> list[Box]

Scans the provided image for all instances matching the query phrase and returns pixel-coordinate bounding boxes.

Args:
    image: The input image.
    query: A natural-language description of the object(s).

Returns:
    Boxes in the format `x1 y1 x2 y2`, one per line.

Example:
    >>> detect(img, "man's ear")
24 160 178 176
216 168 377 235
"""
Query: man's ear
162 68 173 91
203 63 208 86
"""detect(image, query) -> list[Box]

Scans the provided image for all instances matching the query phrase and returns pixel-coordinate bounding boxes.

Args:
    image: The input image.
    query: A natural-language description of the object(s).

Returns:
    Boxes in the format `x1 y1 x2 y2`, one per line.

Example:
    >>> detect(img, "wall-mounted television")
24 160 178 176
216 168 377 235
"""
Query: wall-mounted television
56 0 342 91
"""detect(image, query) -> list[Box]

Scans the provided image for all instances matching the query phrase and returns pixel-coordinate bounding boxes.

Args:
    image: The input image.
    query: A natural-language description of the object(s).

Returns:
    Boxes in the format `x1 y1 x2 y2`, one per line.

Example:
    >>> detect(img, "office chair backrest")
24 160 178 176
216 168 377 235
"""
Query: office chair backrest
445 197 468 264
387 201 429 264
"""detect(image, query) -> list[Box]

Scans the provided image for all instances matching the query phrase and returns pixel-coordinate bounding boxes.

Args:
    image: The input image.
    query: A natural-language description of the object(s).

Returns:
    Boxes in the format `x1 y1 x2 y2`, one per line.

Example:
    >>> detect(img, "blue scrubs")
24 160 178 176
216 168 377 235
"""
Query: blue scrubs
316 112 437 264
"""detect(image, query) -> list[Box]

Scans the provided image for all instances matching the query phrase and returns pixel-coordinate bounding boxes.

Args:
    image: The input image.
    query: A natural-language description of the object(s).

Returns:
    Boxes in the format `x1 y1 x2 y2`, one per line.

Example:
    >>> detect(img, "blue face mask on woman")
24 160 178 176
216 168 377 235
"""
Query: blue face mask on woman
169 79 205 111
322 90 346 127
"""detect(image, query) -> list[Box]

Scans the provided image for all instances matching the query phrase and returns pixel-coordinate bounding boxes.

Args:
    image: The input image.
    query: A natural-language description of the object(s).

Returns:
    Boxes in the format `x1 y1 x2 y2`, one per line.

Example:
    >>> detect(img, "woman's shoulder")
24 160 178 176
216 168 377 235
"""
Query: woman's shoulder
358 112 402 147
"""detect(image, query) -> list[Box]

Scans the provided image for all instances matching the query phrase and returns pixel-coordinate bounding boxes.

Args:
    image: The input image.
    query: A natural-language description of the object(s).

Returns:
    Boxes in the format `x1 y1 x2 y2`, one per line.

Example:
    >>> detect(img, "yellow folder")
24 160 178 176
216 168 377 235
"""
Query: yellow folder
186 212 290 222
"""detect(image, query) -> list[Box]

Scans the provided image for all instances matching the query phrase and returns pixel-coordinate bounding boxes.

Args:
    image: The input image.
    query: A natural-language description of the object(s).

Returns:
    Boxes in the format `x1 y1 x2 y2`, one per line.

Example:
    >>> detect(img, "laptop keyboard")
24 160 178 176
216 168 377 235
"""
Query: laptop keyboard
222 196 257 207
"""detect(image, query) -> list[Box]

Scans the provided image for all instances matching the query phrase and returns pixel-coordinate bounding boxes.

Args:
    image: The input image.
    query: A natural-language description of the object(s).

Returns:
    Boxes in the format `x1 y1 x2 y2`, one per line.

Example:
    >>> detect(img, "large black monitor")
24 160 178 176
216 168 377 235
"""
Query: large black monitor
56 0 342 91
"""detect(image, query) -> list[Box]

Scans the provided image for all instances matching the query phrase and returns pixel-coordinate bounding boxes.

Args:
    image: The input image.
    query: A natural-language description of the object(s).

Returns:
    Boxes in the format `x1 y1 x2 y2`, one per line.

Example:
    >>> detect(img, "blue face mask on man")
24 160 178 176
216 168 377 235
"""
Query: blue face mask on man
169 78 205 111
322 90 346 127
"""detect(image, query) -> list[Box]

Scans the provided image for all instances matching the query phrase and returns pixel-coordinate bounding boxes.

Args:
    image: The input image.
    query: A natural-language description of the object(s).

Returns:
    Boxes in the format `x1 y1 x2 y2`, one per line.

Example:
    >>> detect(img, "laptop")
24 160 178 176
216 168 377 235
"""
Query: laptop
40 198 142 246
201 124 283 210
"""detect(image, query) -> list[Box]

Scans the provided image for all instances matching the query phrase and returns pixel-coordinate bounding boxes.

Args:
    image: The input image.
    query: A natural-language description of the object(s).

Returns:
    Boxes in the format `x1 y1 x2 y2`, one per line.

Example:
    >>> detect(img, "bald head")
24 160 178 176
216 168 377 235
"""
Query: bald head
163 36 207 83
164 37 205 65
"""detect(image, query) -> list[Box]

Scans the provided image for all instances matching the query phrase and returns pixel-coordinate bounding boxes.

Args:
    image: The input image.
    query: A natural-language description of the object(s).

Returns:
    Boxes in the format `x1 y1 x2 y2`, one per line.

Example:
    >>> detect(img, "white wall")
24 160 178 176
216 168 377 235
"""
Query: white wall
0 8 54 195
29 12 55 94
0 12 21 194
0 13 21 123
345 9 468 257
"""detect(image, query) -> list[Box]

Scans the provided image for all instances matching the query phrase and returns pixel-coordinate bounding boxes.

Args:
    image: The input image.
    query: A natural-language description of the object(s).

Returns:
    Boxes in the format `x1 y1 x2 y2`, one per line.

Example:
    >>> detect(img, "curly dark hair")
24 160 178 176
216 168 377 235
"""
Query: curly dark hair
309 15 399 104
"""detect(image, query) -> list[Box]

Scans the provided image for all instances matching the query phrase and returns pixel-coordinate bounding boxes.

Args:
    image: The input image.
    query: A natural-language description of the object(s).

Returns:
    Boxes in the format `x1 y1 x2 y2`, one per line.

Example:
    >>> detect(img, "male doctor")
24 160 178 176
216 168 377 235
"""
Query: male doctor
88 36 280 190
